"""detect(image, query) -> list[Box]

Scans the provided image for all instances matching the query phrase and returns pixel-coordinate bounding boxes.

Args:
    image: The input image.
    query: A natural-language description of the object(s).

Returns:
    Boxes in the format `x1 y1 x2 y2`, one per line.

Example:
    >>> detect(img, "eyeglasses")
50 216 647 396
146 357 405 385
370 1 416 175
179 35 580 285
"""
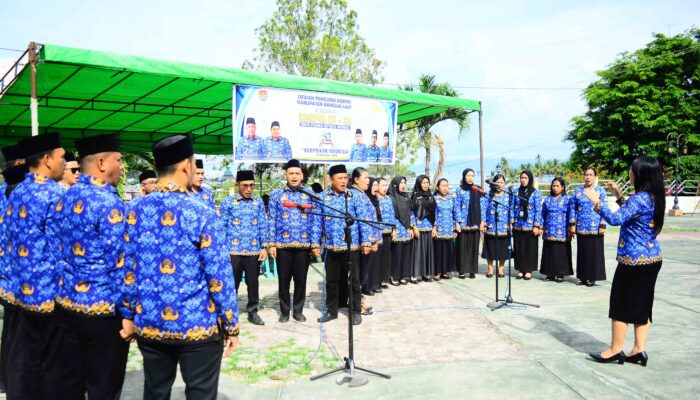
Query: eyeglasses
239 183 256 189
70 168 80 174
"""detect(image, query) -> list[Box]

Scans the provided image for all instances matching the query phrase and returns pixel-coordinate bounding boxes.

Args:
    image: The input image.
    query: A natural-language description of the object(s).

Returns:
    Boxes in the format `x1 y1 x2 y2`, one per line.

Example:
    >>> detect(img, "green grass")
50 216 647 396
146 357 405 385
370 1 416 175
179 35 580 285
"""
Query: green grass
220 338 338 384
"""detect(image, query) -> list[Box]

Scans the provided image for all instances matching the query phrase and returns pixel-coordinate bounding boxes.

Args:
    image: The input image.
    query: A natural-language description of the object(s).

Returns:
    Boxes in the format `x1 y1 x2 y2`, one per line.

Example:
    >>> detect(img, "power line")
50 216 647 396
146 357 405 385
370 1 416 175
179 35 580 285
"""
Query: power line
0 47 24 53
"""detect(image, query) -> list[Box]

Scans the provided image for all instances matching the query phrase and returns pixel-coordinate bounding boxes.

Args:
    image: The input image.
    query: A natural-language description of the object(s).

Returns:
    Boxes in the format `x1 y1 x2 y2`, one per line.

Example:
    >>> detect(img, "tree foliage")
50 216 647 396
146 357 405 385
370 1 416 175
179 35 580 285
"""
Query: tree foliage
567 29 700 180
244 0 385 84
399 74 471 181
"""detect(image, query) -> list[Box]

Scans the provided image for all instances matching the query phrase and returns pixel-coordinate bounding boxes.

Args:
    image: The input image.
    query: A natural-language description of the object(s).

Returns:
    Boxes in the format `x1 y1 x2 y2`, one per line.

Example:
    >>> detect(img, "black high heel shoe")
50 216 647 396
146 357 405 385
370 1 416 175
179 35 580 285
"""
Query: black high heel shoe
589 351 625 364
624 351 648 366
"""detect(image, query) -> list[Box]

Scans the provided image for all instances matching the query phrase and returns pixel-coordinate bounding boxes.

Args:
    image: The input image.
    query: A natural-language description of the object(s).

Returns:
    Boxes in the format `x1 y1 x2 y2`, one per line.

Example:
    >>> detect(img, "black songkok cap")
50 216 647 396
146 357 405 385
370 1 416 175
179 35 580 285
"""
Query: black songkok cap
20 132 62 158
75 134 120 158
152 134 194 170
195 159 204 169
355 129 362 135
2 144 26 162
271 121 280 128
246 117 256 125
328 164 347 177
236 170 255 182
384 131 390 138
63 151 76 163
371 130 378 137
139 170 157 182
2 164 28 185
285 159 301 170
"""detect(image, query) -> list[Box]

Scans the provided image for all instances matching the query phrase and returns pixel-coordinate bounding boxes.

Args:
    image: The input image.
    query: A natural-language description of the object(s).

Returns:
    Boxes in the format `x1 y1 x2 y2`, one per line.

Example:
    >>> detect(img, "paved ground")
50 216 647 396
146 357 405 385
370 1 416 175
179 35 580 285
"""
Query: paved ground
2 216 699 399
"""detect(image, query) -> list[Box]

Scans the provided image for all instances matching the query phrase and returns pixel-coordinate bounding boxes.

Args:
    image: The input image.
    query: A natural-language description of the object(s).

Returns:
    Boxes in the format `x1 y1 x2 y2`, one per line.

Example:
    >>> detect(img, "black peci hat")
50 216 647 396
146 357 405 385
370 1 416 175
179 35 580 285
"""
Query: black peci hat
75 134 121 158
355 129 362 135
246 117 256 125
2 164 28 185
139 170 157 182
2 143 26 163
152 134 194 170
328 164 347 177
195 159 204 169
271 121 280 128
236 170 255 182
20 132 62 158
285 159 301 170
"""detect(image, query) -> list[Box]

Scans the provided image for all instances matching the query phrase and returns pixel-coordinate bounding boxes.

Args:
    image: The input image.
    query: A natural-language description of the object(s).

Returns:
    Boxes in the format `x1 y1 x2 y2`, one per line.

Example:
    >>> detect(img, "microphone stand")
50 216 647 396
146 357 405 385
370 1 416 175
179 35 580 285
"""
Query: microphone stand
486 187 540 311
300 186 394 386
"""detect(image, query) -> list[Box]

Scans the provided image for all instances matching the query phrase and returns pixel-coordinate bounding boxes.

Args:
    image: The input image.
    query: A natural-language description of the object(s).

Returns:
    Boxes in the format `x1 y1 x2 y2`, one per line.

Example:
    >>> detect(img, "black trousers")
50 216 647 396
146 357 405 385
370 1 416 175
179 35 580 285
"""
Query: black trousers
138 339 223 400
324 250 361 316
362 250 381 292
5 310 63 400
231 255 260 313
277 248 310 316
57 307 130 400
0 306 15 389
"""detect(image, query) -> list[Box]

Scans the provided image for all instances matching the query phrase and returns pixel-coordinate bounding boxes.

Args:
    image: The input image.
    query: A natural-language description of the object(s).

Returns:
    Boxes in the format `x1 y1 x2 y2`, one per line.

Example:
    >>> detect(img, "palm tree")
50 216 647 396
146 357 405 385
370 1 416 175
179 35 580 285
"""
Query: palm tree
400 74 470 181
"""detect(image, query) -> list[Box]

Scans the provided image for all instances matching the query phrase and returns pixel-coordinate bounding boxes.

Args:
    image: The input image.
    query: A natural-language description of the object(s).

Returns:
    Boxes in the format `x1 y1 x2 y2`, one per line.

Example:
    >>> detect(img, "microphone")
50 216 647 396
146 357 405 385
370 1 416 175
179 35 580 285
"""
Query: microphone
470 185 486 195
282 200 316 210
485 179 499 187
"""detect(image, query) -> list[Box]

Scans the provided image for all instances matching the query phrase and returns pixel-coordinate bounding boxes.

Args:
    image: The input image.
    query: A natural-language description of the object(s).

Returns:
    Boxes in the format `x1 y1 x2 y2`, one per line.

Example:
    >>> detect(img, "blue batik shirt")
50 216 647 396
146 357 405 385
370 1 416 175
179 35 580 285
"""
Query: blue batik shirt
264 136 292 161
350 187 381 244
268 186 321 249
55 174 132 318
454 187 483 231
0 182 6 202
319 189 373 252
366 145 380 162
349 144 367 162
2 173 63 314
597 192 662 266
434 194 458 239
0 193 9 300
541 195 571 242
482 192 511 236
219 193 269 256
569 185 607 235
415 214 433 232
377 196 396 235
236 136 264 160
378 146 393 163
513 190 543 231
125 184 239 342
191 186 215 209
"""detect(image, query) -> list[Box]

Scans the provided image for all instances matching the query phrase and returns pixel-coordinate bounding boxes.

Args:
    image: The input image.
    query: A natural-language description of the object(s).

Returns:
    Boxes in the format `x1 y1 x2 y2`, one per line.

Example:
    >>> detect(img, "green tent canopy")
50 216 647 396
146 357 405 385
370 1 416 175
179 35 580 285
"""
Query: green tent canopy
0 43 481 154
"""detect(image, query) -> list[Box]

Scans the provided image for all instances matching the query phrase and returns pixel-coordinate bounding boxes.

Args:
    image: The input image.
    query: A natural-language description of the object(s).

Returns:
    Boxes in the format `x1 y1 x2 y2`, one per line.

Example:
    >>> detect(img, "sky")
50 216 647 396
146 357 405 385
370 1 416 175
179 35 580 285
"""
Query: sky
0 0 698 182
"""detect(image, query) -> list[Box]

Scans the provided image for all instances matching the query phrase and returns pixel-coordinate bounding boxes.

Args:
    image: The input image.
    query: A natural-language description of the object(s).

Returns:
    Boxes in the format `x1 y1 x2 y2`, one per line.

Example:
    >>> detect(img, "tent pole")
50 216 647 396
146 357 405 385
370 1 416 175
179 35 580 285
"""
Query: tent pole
478 103 484 188
28 41 39 136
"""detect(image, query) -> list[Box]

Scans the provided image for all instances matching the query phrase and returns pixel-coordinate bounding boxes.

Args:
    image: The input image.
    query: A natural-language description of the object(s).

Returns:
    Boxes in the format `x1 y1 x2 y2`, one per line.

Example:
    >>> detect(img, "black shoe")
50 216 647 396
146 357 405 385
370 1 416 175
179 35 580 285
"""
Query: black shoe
248 312 265 326
442 273 451 280
498 273 505 278
400 279 408 285
486 273 493 278
352 314 362 325
317 313 338 323
516 274 524 280
469 273 476 279
362 289 375 296
293 312 306 322
586 280 595 287
374 288 383 294
523 274 532 280
624 351 648 366
589 351 625 364
279 314 290 323
458 274 466 279
546 276 555 281
390 280 401 286
410 278 419 284
555 276 564 283
422 276 431 282
576 280 585 286
380 283 389 289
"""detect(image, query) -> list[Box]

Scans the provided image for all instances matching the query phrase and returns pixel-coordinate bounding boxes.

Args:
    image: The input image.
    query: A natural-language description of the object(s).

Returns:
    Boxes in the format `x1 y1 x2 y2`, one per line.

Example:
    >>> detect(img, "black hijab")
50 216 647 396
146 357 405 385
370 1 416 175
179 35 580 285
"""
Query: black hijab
461 168 482 226
388 176 411 229
365 177 381 221
411 175 436 224
517 170 536 221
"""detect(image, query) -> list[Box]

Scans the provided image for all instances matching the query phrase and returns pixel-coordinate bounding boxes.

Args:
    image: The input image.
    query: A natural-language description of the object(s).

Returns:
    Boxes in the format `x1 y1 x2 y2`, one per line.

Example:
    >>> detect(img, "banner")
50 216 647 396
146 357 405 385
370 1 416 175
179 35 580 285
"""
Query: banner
233 85 397 164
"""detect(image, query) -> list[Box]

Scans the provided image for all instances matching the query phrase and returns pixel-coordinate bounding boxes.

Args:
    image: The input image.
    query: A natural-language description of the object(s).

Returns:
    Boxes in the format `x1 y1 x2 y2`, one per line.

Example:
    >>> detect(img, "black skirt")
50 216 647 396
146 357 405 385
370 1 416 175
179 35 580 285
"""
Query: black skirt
481 235 512 261
391 241 411 280
412 233 435 277
456 230 480 274
576 234 606 281
433 239 454 275
379 234 392 283
362 250 381 291
539 240 573 277
609 261 662 324
513 230 539 273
